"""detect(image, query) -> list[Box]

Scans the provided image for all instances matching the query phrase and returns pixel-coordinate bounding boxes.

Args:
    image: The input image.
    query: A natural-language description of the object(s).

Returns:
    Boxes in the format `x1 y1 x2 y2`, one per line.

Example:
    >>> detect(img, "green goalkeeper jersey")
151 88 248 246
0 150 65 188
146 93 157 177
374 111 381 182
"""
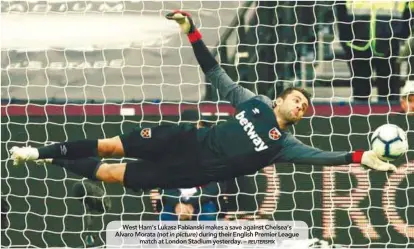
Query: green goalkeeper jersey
195 65 353 178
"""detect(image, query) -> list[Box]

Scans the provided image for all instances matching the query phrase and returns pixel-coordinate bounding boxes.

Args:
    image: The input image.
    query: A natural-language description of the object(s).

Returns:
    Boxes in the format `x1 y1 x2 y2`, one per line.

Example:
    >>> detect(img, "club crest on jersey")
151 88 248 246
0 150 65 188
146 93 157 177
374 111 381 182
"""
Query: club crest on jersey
140 128 152 139
269 127 281 140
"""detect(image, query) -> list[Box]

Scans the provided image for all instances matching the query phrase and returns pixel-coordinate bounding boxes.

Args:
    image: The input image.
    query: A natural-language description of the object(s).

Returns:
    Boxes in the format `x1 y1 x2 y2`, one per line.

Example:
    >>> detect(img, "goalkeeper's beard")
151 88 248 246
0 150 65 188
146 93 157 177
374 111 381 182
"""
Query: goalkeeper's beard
279 108 301 126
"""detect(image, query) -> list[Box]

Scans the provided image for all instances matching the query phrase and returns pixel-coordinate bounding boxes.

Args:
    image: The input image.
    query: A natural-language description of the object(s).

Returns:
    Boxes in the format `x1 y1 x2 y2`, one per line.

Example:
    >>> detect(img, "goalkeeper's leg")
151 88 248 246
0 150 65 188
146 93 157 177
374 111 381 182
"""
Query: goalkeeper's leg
37 156 208 191
10 125 190 165
10 137 125 165
37 158 127 184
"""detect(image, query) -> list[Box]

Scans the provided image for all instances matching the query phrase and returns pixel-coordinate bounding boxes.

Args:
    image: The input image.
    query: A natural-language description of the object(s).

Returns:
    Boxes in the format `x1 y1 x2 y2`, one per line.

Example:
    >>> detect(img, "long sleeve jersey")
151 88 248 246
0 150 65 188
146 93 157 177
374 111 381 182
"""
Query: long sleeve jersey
196 65 354 173
179 28 361 183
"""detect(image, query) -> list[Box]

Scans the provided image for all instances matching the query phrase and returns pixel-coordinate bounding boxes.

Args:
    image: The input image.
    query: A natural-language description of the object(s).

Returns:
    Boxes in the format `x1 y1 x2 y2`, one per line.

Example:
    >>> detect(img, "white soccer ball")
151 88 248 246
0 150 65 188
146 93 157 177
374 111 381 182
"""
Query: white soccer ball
370 124 408 161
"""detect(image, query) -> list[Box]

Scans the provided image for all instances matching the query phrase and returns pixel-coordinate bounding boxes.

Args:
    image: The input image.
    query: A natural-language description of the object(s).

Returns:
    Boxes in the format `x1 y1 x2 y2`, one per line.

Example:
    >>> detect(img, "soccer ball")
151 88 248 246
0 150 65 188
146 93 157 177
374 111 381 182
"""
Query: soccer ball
370 124 408 161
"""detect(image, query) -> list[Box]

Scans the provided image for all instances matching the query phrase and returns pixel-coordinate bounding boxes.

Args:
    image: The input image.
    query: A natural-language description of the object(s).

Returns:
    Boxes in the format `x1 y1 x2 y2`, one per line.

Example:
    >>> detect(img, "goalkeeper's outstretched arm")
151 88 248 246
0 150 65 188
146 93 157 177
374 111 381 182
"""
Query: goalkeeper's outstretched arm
273 134 397 171
166 11 257 107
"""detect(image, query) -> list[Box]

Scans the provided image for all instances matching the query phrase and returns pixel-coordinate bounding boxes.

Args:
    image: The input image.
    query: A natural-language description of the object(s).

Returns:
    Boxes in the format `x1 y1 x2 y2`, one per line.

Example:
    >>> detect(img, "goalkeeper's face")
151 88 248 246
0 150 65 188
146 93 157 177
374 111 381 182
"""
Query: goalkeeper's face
276 90 309 124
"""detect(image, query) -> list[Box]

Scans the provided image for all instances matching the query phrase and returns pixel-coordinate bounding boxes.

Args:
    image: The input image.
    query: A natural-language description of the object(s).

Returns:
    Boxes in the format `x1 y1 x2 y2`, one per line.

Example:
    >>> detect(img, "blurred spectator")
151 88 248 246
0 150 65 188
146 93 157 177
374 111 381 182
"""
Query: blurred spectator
400 80 414 115
399 35 414 81
158 109 220 221
72 181 111 247
159 182 221 221
180 109 212 129
335 1 413 102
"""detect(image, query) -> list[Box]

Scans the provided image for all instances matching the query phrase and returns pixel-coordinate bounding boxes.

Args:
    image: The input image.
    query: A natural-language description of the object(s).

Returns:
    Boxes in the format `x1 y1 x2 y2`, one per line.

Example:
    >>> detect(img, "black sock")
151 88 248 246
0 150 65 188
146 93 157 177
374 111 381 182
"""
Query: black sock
38 140 98 159
52 157 101 181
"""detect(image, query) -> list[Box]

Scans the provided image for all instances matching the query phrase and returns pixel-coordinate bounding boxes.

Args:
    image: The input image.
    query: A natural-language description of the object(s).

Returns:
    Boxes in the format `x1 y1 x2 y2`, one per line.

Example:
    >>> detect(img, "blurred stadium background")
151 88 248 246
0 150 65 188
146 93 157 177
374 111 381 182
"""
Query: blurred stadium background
1 0 413 247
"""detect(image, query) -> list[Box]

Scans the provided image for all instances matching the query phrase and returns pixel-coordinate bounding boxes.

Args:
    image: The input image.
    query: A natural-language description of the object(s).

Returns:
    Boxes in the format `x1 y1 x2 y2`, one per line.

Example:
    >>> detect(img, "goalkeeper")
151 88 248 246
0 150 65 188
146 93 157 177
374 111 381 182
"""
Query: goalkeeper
10 11 397 191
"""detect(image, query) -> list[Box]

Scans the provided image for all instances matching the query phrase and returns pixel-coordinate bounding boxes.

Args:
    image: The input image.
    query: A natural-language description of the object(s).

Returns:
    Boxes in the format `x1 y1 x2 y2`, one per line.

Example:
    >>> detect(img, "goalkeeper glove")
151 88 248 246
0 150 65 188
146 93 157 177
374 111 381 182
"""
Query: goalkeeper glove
166 10 202 43
353 150 397 172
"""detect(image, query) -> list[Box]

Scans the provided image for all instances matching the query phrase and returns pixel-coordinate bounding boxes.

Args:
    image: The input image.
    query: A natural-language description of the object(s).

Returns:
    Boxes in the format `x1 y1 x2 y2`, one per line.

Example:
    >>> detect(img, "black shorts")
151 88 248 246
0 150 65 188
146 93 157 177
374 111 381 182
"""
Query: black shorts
119 124 208 190
119 124 199 162
119 124 259 191
123 159 212 191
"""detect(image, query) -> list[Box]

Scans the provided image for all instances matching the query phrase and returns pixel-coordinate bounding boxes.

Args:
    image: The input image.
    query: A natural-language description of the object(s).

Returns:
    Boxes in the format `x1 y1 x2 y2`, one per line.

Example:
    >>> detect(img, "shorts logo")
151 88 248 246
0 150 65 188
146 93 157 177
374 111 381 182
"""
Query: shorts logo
269 127 281 140
60 145 67 156
140 128 152 139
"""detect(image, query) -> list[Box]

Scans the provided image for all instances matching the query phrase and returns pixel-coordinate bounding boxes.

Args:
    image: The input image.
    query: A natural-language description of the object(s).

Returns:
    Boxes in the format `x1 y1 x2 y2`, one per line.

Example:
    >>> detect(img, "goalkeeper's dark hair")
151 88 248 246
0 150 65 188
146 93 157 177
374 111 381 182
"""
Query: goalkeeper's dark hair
277 87 312 105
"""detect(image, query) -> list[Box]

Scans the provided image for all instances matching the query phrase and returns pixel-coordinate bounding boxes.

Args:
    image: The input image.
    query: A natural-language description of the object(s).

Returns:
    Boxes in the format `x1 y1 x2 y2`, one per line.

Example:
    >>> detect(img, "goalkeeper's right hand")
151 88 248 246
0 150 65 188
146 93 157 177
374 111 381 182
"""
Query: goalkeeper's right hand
360 150 397 172
165 10 197 35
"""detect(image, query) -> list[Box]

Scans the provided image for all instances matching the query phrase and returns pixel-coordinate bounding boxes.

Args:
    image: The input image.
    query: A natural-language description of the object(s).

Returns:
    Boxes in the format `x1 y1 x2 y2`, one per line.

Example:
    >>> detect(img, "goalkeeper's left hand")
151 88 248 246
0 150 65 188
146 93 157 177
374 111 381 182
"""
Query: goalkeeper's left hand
360 151 397 172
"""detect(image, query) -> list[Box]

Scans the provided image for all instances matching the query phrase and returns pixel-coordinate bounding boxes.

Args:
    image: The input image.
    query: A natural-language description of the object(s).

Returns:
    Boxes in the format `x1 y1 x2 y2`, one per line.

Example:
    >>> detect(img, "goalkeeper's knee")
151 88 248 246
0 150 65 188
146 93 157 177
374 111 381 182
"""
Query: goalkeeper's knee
97 137 125 158
95 163 126 184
